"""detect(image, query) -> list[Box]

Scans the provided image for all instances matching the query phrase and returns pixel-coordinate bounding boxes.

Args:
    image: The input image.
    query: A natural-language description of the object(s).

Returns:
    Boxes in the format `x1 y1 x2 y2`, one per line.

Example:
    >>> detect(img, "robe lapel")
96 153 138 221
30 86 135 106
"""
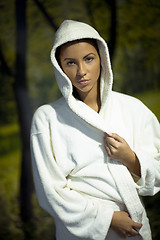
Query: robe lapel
68 96 110 134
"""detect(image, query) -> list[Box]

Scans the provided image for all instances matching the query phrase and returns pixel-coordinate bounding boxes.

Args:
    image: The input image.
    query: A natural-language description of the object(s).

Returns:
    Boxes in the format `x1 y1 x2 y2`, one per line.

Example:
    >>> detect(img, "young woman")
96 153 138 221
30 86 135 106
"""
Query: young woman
30 20 160 240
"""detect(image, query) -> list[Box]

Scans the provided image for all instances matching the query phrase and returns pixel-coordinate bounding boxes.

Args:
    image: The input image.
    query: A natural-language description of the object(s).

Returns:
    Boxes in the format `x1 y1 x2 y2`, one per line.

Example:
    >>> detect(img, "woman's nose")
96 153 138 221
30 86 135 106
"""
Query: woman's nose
77 62 87 77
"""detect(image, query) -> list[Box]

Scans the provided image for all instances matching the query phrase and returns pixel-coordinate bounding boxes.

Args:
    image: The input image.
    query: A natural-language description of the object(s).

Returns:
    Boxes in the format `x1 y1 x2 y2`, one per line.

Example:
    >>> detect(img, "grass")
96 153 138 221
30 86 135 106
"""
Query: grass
0 89 159 239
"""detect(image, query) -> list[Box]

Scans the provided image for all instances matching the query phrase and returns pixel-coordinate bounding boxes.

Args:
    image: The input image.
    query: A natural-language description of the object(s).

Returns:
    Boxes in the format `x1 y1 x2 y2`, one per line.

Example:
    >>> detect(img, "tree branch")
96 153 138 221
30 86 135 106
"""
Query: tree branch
33 0 58 31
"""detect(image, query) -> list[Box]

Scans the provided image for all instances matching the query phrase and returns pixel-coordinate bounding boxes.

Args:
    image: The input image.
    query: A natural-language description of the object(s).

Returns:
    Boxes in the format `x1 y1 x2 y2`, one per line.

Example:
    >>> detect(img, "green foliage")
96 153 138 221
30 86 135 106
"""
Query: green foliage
114 0 160 94
0 74 18 125
135 90 160 121
0 0 15 68
0 124 23 239
0 124 21 156
0 0 16 125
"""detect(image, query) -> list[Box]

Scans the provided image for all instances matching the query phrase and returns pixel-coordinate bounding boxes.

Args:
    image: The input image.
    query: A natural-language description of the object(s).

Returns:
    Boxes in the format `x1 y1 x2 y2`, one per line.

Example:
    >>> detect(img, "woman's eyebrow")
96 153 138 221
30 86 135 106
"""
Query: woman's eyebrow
63 57 75 61
63 53 96 61
83 53 96 59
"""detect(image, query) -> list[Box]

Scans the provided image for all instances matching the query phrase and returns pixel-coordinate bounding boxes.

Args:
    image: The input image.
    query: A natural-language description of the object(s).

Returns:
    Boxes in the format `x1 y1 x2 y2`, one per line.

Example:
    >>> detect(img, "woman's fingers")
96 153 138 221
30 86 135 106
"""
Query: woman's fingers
104 133 119 149
133 222 142 229
105 132 123 143
104 133 122 158
104 142 112 156
110 133 124 142
127 222 142 237
128 228 139 237
111 211 142 239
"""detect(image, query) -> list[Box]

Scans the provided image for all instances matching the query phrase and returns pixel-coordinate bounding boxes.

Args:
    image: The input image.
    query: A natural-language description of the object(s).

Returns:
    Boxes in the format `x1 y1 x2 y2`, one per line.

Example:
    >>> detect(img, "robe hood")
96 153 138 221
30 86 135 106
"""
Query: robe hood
50 20 113 130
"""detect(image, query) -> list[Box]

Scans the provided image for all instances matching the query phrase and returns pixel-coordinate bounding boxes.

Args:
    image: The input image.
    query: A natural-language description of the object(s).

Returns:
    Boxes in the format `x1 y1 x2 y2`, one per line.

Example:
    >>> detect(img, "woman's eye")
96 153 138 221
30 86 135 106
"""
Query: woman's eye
67 61 75 66
86 57 93 62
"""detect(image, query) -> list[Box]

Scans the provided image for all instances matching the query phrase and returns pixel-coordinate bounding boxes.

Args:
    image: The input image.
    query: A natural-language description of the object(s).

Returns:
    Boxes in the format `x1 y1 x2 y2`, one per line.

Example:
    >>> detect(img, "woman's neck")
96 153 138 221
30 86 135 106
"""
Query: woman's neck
78 80 101 113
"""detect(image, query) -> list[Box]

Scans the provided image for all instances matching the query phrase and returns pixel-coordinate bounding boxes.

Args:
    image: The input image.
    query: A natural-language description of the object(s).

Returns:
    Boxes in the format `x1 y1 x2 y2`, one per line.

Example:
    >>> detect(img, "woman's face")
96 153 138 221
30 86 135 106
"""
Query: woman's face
59 40 101 97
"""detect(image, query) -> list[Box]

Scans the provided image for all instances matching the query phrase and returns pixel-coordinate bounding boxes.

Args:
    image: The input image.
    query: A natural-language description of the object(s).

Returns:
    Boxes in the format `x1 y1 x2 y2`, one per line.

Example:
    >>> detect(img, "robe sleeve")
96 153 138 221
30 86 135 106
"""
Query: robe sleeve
134 108 160 196
30 108 113 240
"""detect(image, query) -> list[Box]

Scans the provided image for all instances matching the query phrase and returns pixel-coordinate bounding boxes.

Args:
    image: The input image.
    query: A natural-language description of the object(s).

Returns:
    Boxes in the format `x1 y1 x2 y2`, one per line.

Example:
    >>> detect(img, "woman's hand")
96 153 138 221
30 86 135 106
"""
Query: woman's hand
110 211 142 238
104 133 141 176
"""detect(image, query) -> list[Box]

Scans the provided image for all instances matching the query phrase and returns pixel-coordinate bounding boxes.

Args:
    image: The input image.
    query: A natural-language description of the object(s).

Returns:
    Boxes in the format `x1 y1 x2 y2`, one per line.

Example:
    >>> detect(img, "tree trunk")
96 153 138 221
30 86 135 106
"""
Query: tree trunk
106 0 117 61
14 0 34 238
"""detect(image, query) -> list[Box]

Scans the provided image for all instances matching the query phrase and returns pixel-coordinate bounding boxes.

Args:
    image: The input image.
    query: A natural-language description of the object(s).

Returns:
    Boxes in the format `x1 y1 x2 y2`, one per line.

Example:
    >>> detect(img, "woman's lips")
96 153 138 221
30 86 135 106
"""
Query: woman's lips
78 79 89 85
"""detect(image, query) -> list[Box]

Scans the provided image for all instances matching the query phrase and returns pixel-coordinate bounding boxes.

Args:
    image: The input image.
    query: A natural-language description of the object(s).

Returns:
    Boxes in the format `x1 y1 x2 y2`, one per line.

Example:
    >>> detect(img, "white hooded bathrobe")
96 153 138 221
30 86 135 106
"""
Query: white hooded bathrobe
30 20 160 240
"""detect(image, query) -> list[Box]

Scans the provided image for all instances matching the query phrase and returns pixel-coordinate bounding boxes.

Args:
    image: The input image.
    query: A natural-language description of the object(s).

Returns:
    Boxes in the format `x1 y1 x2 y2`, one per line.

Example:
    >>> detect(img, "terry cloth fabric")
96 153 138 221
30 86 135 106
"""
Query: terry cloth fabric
31 20 160 240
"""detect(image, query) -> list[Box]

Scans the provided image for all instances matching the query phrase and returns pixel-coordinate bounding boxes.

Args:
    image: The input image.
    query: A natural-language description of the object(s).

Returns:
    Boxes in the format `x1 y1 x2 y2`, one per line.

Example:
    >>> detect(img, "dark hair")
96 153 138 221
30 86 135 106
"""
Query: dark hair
55 38 99 99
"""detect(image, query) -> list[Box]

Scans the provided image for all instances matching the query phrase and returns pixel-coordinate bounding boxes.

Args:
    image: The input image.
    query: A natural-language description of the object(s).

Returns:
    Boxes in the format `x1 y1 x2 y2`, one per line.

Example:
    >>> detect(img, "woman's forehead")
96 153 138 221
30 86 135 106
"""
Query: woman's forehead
59 39 98 56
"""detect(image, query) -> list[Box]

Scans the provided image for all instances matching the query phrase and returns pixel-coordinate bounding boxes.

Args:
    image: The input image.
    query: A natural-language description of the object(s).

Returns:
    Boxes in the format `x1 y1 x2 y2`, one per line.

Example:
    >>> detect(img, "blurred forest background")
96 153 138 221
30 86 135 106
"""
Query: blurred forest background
0 0 160 239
